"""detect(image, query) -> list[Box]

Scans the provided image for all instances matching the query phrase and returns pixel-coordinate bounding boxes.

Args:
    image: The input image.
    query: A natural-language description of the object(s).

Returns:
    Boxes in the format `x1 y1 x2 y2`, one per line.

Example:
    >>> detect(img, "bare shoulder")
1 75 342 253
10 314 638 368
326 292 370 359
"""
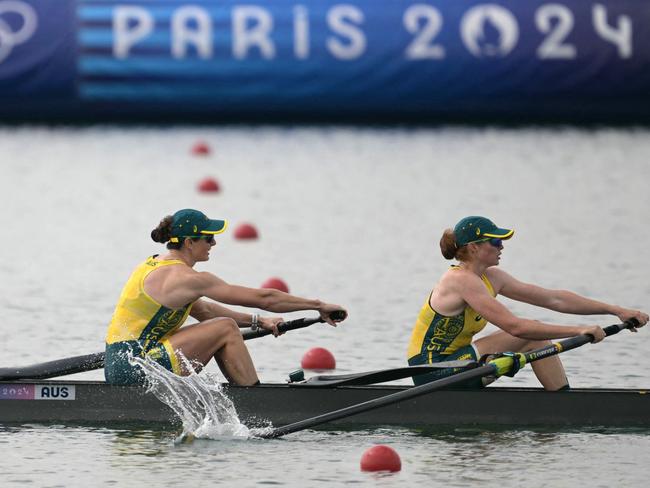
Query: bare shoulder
432 267 490 315
439 267 484 293
158 262 196 281
145 263 191 290
178 269 226 289
485 267 515 290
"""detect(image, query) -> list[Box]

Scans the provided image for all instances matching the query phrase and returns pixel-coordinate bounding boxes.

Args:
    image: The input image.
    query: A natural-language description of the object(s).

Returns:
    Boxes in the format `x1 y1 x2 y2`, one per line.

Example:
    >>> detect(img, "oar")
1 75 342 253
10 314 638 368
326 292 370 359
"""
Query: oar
261 318 640 439
292 361 477 387
0 352 106 381
242 310 346 340
0 311 346 381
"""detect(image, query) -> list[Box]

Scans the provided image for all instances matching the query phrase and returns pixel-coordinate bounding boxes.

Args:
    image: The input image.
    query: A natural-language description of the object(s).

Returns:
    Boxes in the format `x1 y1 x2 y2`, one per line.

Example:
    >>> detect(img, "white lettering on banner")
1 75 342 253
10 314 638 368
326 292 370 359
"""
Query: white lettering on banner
327 5 365 60
35 385 76 400
536 4 576 59
0 0 38 64
593 4 632 59
172 6 212 59
232 6 275 59
293 5 309 59
113 6 153 59
460 4 519 58
403 4 445 60
106 3 637 62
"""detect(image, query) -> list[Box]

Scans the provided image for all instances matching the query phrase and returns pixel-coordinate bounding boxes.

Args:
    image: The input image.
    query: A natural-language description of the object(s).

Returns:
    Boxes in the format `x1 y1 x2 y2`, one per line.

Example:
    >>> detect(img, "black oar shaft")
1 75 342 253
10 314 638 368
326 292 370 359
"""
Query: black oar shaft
0 353 105 381
262 364 496 439
522 319 638 365
297 361 477 388
242 316 324 340
0 313 343 380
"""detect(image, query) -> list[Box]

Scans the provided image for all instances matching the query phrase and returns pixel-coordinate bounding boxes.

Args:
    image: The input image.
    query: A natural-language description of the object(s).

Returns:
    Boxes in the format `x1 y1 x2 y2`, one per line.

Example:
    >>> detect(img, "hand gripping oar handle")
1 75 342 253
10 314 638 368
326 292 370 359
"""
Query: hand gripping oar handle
0 311 347 381
242 310 347 340
262 318 640 439
501 317 642 371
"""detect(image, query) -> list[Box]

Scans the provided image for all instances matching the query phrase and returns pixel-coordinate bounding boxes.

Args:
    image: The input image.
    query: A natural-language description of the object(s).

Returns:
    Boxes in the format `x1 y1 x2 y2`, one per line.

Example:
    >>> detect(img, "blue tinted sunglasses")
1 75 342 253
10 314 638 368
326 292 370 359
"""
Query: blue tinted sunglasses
477 238 503 248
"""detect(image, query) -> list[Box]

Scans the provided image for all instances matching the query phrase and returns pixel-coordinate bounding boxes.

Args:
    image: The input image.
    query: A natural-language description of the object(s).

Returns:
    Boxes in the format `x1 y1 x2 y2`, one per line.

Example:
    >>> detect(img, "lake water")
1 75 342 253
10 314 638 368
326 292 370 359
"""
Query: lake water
1 126 649 486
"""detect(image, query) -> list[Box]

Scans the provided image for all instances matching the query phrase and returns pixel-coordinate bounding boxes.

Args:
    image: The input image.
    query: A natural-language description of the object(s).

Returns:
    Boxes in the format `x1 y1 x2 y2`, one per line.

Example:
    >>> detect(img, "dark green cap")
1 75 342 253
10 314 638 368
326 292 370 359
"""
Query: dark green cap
454 216 514 247
169 209 228 243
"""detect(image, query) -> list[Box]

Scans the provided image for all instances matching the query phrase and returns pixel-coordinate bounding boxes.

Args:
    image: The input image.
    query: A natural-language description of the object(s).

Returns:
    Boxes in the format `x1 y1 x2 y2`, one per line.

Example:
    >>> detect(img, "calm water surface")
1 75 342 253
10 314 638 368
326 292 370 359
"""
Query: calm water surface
1 126 649 486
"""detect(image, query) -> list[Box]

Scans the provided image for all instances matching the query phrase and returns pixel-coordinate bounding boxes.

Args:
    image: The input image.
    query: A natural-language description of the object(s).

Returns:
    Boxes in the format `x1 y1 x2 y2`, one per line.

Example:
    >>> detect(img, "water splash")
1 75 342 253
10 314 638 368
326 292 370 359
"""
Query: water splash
129 353 272 440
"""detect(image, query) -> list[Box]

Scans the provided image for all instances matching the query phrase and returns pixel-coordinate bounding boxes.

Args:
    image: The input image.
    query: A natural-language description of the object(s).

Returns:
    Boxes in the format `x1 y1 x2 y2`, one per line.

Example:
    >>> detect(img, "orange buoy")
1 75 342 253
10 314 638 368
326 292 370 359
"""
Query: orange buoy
197 177 220 193
360 445 402 472
191 141 211 156
301 347 336 370
233 223 259 240
261 277 289 293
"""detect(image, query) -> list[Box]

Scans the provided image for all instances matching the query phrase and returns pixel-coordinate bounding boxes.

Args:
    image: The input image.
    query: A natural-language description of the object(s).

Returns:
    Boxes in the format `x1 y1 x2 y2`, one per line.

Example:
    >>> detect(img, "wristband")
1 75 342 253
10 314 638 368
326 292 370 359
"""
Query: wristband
251 313 259 331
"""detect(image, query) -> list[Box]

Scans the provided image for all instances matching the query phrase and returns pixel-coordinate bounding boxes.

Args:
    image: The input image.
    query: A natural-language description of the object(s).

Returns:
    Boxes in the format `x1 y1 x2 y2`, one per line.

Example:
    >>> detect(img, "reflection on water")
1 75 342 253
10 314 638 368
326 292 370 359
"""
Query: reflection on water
3 420 650 487
109 428 174 458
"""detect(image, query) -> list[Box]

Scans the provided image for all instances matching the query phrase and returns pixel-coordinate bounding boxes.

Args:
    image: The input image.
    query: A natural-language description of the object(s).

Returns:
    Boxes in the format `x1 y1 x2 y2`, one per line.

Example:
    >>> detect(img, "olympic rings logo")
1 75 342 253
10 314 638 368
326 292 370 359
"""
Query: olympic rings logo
0 1 38 64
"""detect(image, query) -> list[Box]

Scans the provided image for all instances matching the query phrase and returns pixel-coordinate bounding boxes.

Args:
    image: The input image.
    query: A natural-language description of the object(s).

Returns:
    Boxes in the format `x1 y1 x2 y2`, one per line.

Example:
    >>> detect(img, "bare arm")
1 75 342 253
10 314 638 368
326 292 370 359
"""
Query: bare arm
491 268 648 327
176 270 346 326
190 299 256 326
457 271 604 341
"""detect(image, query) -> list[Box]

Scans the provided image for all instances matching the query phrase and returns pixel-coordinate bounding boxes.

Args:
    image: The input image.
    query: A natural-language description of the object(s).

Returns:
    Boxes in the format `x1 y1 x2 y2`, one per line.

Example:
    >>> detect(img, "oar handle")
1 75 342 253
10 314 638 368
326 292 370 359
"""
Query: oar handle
241 310 347 340
603 317 640 336
490 318 644 376
558 317 641 353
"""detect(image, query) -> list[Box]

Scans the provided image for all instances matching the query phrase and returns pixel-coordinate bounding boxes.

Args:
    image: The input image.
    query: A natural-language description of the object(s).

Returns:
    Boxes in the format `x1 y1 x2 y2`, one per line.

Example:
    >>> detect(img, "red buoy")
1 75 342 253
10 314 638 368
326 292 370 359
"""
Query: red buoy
197 177 220 193
261 277 289 293
191 141 211 156
301 347 336 370
233 223 259 240
360 445 402 472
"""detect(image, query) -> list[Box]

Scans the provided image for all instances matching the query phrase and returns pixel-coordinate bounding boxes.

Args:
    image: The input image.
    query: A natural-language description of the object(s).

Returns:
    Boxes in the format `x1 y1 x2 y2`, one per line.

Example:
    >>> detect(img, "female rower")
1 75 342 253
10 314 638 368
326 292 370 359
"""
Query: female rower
105 208 347 386
407 216 648 390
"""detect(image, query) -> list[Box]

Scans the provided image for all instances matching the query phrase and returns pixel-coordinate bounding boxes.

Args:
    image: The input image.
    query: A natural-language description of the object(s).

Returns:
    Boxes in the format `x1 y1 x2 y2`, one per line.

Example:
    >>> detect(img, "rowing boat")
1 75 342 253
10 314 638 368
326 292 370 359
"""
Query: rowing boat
1 317 645 434
1 379 648 428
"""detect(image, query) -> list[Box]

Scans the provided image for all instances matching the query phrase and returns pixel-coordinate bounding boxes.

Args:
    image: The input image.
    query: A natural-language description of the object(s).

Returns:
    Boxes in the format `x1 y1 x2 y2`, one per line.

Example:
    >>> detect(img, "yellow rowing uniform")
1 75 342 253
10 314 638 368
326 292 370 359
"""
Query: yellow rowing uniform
104 256 194 384
407 266 495 363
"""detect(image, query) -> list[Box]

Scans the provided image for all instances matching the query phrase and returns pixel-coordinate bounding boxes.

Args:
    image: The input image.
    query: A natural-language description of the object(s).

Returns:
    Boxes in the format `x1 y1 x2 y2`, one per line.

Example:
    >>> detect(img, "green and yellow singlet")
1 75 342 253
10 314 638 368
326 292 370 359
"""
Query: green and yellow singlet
407 267 496 363
104 256 194 384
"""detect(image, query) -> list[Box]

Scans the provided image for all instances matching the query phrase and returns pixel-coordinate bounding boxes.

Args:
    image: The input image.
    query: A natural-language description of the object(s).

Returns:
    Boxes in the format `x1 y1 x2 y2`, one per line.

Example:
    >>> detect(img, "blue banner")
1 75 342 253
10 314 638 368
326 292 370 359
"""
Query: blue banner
0 0 649 121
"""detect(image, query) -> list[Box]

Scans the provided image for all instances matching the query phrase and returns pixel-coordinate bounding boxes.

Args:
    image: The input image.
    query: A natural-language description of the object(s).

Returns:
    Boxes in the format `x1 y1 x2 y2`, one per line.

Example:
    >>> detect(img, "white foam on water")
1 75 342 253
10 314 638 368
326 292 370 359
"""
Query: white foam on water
129 354 273 440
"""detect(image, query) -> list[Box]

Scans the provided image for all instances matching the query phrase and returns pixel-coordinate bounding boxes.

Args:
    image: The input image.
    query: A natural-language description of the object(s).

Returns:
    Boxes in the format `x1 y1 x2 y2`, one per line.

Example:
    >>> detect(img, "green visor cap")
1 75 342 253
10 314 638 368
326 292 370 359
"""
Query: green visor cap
169 209 228 242
454 216 514 247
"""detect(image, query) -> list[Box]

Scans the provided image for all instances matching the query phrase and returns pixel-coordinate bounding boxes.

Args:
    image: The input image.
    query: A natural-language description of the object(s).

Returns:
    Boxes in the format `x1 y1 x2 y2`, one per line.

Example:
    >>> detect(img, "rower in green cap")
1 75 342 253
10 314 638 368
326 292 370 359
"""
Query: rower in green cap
105 209 347 386
407 216 648 390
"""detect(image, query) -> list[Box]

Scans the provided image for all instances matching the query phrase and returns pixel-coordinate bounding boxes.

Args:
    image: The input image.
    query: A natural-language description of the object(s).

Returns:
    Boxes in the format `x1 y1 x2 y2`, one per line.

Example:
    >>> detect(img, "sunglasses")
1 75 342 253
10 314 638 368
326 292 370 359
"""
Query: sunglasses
186 235 215 244
475 237 502 248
